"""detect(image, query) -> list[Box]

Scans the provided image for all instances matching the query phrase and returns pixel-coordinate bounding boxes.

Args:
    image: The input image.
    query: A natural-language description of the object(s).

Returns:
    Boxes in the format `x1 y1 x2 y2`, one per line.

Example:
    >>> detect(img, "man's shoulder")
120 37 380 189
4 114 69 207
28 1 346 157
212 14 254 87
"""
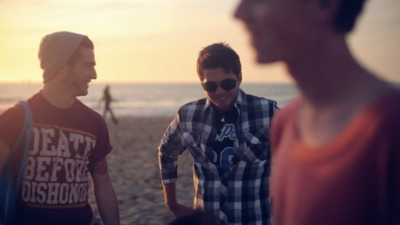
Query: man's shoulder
0 102 24 126
241 92 279 113
238 89 277 105
176 98 209 124
178 98 208 112
244 92 277 104
75 99 104 121
1 92 38 120
273 97 300 123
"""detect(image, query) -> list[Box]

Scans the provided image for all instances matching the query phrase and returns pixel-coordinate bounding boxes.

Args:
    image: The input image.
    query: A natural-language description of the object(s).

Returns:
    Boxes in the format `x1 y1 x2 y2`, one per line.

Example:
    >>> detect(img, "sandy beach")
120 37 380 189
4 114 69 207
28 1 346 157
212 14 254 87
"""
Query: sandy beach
88 116 195 225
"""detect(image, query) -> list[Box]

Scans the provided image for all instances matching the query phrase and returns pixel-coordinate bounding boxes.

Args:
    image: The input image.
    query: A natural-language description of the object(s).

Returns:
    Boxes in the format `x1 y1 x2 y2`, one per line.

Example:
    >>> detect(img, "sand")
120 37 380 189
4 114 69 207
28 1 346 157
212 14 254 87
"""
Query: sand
88 116 195 225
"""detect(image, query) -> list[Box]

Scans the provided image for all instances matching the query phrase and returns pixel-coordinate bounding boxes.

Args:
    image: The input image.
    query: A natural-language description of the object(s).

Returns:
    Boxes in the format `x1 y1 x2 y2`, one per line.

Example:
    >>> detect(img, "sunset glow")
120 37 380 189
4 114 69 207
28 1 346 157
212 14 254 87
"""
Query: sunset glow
0 0 399 84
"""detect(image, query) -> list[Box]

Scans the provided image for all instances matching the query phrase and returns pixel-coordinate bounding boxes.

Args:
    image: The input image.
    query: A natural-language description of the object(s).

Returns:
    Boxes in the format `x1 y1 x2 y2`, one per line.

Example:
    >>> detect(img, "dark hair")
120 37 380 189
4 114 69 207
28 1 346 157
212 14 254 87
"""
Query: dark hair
197 42 242 80
333 0 366 33
68 37 94 64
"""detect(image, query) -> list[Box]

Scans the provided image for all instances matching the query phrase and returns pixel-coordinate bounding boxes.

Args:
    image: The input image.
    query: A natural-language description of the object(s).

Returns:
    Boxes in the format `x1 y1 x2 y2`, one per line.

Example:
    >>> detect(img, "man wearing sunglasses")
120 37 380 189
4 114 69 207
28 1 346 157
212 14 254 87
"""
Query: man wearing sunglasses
158 43 278 225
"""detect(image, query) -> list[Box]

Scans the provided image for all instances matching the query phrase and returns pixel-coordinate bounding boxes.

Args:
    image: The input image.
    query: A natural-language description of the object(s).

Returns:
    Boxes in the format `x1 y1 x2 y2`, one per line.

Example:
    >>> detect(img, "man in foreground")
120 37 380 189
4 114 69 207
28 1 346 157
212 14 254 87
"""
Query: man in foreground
235 0 400 224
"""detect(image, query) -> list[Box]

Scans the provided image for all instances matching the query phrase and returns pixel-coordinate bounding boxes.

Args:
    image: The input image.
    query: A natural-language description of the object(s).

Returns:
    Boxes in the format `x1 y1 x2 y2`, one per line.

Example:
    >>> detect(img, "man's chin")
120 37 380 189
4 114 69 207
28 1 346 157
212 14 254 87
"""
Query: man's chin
76 89 89 97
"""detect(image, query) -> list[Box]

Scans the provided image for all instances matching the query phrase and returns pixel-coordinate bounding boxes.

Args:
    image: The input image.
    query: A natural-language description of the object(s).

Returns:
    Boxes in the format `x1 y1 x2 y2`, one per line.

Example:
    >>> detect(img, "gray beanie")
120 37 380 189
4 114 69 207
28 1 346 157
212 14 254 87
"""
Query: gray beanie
38 31 87 82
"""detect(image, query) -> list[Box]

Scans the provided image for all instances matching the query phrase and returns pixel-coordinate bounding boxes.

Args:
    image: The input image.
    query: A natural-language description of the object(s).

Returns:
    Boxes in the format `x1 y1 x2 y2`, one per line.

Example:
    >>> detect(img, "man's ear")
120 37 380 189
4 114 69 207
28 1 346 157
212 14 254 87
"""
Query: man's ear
57 63 71 77
237 75 242 85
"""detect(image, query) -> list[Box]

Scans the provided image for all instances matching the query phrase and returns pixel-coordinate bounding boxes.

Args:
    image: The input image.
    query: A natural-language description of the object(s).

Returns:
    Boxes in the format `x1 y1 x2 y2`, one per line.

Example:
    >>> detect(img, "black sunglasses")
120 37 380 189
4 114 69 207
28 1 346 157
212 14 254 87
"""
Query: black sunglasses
201 78 237 93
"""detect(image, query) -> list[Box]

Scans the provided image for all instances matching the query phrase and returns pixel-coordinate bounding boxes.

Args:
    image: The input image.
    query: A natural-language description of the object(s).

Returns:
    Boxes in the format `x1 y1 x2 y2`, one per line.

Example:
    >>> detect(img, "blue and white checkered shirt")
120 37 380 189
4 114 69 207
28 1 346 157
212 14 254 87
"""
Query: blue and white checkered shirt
158 89 278 225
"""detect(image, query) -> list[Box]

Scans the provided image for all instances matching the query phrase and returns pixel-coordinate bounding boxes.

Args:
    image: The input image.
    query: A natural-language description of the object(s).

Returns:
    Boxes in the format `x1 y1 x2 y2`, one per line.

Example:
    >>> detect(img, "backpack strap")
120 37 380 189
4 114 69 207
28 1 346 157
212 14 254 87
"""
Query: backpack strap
0 101 33 225
0 101 32 172
14 101 33 190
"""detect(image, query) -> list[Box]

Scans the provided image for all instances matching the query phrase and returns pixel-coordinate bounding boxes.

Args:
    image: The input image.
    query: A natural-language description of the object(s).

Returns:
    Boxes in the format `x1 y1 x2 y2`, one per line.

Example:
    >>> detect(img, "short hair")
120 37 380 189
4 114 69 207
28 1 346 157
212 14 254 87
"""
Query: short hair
68 36 94 64
334 0 367 33
196 43 242 80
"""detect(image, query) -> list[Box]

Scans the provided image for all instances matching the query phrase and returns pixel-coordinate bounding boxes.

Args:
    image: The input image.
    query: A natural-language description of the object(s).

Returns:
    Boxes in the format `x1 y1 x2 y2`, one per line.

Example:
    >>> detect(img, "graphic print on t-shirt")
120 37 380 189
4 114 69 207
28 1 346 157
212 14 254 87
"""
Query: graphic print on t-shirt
211 107 238 172
20 124 96 207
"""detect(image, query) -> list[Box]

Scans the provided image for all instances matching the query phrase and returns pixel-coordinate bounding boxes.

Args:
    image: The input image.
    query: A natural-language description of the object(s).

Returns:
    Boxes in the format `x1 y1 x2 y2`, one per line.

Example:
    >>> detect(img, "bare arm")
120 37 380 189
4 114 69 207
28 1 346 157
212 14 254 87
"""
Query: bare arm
0 138 11 171
162 182 193 218
90 158 120 225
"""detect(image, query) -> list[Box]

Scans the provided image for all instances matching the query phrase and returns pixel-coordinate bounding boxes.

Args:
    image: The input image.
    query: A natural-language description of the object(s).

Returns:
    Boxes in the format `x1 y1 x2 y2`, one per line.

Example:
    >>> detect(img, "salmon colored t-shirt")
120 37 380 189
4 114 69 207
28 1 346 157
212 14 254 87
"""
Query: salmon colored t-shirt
271 91 400 225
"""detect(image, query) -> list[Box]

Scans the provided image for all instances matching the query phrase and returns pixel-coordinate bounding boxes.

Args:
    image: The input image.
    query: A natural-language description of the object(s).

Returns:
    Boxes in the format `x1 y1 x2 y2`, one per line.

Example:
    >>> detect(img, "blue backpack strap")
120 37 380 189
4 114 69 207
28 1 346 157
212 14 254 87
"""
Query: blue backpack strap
0 102 31 171
15 101 33 190
0 101 33 225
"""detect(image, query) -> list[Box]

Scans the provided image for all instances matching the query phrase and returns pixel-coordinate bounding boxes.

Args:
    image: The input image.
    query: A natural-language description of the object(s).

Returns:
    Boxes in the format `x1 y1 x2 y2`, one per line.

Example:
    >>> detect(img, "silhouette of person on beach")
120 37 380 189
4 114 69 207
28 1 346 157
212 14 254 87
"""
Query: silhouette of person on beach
235 0 400 224
0 31 120 225
158 43 278 225
100 84 118 124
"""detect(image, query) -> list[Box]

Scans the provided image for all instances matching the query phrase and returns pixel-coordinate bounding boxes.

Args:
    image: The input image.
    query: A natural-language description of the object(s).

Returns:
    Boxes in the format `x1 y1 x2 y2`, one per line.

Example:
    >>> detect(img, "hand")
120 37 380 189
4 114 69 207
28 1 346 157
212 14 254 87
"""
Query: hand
168 202 194 218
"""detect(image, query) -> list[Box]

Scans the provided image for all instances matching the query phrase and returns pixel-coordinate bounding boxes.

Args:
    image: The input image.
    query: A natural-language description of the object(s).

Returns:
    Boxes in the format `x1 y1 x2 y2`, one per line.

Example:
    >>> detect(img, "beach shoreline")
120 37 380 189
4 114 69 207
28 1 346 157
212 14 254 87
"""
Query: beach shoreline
89 116 195 225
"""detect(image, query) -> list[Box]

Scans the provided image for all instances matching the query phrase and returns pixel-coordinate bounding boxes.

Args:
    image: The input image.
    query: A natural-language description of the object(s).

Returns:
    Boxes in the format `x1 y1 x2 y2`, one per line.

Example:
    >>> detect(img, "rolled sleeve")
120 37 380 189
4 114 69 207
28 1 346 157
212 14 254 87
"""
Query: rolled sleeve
158 114 185 184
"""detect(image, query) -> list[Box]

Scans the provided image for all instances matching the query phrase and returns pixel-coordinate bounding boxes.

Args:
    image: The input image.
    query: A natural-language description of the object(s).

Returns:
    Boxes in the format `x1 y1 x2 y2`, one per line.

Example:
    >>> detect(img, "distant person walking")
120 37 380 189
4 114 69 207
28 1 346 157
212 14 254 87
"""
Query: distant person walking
100 85 118 124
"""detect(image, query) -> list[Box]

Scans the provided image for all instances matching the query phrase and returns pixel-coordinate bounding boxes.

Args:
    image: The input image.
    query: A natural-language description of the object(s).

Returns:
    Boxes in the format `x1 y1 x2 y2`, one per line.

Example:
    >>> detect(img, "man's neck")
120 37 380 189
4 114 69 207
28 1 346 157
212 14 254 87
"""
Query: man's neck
41 84 76 109
287 36 381 109
286 36 392 146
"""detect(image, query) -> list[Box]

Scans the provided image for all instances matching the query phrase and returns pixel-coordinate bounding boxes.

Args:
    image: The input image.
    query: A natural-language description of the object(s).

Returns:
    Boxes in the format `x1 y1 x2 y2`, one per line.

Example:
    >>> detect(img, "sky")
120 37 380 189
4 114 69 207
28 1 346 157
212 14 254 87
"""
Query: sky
0 0 399 84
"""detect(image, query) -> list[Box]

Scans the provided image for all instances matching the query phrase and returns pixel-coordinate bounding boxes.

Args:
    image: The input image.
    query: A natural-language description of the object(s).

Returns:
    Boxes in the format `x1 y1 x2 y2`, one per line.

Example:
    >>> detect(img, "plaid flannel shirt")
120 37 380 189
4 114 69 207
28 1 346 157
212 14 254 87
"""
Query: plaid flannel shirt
158 89 278 225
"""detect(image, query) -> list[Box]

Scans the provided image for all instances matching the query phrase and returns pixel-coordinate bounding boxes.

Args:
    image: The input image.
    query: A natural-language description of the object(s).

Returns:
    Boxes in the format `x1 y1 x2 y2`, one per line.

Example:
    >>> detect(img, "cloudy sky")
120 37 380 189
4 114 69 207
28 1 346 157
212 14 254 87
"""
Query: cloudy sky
0 0 399 84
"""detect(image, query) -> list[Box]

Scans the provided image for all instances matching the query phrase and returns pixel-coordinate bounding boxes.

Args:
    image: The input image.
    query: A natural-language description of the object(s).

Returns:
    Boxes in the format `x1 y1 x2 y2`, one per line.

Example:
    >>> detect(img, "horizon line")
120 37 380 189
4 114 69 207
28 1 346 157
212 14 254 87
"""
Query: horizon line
0 80 295 85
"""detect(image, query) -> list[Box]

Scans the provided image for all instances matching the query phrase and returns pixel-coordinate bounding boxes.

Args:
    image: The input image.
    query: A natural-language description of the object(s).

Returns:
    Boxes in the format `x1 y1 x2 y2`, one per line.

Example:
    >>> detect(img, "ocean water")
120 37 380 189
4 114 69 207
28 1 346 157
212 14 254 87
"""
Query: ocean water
0 83 298 116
